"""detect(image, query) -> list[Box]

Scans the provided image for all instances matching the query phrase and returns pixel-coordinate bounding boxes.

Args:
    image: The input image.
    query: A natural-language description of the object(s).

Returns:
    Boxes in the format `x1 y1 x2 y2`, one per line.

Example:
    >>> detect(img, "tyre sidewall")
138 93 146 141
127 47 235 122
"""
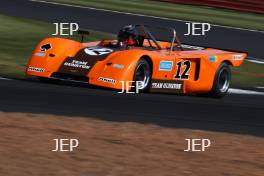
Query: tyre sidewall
132 59 151 92
211 62 231 98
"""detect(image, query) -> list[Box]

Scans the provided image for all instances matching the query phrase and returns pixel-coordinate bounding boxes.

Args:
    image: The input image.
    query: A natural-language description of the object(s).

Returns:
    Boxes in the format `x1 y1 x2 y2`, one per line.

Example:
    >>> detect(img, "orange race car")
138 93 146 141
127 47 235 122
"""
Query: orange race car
26 24 247 97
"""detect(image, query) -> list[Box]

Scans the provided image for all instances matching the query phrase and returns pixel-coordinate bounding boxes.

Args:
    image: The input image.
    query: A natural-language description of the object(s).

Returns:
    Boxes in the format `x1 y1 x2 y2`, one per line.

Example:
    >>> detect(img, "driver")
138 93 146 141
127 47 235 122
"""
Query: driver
117 25 140 47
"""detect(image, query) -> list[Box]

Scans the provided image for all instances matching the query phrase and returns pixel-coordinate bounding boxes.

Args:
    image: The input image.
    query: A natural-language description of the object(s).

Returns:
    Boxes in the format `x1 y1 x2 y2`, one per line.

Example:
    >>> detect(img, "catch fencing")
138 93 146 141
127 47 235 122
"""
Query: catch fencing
157 0 264 14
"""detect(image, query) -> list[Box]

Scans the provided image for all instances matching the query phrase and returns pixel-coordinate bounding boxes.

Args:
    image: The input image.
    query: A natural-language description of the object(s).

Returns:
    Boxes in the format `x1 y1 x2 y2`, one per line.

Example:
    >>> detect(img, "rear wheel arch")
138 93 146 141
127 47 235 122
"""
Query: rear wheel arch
209 62 232 98
222 60 233 67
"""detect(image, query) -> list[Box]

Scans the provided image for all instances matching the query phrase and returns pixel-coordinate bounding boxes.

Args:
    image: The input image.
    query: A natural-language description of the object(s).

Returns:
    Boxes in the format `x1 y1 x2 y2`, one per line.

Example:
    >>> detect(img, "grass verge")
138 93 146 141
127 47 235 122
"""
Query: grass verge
47 0 264 31
0 14 263 88
232 61 264 88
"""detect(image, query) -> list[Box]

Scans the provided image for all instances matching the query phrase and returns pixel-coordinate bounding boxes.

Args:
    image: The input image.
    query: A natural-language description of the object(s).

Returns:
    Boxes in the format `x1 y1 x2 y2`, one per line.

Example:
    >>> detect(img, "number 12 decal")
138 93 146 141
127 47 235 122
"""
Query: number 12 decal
174 60 191 80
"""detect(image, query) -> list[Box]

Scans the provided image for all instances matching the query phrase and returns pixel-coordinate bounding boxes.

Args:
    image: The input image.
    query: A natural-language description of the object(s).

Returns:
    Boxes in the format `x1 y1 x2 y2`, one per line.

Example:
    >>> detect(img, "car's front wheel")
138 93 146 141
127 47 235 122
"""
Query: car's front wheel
210 62 231 98
133 59 151 92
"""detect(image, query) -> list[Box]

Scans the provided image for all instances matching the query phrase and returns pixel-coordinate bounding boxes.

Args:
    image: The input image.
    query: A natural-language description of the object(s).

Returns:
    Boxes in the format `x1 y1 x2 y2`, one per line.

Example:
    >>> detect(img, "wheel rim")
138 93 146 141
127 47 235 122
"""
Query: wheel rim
134 62 150 90
218 68 230 93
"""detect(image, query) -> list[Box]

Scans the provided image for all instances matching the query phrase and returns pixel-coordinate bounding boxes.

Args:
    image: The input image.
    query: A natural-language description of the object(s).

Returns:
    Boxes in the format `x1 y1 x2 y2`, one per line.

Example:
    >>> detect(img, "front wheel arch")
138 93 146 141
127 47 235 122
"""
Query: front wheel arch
132 56 153 92
140 55 153 75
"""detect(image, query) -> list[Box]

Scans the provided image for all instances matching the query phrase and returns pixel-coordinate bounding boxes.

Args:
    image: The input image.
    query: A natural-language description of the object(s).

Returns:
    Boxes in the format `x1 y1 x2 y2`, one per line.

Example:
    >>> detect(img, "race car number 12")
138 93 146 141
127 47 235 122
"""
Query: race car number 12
174 60 191 80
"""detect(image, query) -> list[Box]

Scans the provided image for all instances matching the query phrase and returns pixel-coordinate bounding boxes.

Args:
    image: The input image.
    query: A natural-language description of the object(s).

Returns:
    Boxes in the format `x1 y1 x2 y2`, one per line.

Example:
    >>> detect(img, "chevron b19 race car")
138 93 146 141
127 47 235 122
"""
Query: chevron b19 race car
26 24 247 97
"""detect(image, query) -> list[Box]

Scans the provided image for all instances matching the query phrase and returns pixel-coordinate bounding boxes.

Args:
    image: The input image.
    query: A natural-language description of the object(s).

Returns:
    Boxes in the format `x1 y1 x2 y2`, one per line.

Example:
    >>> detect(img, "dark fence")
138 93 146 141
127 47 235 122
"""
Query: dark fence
158 0 264 14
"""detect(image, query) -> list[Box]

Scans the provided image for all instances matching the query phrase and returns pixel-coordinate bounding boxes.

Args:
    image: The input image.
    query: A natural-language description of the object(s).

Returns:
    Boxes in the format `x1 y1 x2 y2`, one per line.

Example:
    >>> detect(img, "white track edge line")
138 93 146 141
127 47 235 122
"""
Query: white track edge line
0 77 12 80
246 56 264 64
228 88 264 95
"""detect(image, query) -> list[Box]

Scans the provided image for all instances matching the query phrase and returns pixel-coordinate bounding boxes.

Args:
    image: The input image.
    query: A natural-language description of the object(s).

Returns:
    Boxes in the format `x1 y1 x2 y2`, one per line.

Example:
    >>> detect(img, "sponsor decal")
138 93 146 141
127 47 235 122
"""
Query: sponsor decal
64 60 90 69
28 67 45 72
35 52 45 57
209 56 219 62
98 77 116 84
209 56 215 62
152 82 182 90
159 61 173 71
181 44 204 50
58 47 117 76
40 43 52 52
113 64 124 69
84 47 113 56
150 80 183 93
232 54 243 60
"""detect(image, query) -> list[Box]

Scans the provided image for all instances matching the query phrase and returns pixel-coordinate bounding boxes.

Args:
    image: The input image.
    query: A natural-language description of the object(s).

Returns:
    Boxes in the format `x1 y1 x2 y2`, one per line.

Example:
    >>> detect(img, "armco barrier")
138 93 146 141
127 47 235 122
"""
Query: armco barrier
158 0 264 14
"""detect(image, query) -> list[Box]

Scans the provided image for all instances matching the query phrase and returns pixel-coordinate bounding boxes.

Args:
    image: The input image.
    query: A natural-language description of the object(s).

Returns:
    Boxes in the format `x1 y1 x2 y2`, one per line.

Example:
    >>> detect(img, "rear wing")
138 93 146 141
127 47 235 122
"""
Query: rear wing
181 43 248 55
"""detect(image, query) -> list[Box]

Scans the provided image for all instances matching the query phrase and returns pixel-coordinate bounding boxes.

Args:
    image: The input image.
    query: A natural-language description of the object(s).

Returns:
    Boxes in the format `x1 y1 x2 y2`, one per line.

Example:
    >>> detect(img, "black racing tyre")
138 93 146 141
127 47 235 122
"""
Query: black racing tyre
133 59 151 92
38 77 60 84
210 62 231 98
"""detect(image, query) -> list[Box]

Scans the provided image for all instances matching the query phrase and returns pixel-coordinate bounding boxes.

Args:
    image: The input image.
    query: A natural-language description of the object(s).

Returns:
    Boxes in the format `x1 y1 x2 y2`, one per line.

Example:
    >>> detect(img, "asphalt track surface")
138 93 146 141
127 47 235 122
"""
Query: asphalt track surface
0 0 264 59
0 0 264 136
1 79 264 136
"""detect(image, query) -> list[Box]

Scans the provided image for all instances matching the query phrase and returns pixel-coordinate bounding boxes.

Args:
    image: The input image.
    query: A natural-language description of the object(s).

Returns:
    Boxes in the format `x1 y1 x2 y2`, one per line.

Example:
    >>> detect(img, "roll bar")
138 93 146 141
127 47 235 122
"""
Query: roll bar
135 24 180 53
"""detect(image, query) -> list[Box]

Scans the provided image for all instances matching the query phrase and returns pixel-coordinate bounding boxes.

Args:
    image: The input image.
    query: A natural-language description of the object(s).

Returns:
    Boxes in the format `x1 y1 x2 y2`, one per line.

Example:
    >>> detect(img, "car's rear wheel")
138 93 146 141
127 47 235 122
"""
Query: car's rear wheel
210 62 231 98
133 59 151 92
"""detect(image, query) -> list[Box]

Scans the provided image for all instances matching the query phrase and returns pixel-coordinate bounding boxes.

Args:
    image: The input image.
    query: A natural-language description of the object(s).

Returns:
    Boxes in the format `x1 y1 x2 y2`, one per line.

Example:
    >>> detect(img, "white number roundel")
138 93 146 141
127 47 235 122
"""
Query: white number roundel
84 47 113 56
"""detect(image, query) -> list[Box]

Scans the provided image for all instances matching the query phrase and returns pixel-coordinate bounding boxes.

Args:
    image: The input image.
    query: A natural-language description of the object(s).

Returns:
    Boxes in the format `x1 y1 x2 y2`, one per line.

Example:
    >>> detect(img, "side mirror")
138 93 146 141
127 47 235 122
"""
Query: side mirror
78 29 90 42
